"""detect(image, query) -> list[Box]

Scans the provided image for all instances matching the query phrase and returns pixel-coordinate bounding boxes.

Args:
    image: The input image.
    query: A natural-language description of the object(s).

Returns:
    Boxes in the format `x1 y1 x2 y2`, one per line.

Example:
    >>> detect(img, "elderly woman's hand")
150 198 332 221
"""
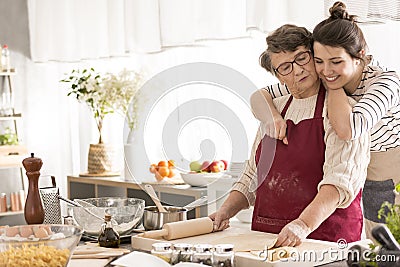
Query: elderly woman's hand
275 218 311 247
209 209 231 232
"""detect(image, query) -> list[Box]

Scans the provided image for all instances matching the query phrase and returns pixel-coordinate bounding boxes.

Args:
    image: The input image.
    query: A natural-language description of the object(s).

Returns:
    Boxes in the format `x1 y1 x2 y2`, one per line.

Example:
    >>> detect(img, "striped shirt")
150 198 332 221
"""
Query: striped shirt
263 65 400 152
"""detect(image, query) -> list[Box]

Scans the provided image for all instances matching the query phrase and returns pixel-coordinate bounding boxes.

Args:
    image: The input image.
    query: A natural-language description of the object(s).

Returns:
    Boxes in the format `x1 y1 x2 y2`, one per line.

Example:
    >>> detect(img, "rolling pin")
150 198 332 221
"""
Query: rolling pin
142 217 214 240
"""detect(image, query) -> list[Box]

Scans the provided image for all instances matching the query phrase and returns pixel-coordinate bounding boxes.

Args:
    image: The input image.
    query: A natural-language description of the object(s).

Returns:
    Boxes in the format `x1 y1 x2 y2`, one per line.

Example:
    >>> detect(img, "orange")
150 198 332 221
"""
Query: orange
158 161 168 167
168 160 175 167
157 166 170 177
149 164 157 173
167 167 175 178
154 171 164 181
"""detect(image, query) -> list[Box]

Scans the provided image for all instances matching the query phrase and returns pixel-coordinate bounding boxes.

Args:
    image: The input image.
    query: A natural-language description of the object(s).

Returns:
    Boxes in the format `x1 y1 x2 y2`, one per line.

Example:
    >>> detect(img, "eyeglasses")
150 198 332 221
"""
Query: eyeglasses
273 51 312 76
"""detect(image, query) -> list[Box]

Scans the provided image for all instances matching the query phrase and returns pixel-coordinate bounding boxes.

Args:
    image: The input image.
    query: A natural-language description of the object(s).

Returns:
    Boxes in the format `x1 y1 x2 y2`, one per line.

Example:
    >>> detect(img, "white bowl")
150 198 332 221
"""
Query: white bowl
180 172 226 187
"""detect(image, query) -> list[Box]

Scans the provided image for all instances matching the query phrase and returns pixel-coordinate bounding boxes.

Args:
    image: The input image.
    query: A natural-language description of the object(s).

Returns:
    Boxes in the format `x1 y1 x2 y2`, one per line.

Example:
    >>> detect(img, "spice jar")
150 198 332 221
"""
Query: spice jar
151 242 173 263
192 244 213 266
213 244 234 267
98 214 120 248
171 243 193 265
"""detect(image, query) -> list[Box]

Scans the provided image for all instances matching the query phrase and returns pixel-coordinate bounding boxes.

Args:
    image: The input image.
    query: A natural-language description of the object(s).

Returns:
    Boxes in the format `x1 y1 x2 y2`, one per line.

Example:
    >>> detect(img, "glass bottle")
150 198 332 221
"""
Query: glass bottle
151 242 173 263
1 44 10 72
98 214 120 248
171 243 193 265
192 244 213 266
213 244 234 267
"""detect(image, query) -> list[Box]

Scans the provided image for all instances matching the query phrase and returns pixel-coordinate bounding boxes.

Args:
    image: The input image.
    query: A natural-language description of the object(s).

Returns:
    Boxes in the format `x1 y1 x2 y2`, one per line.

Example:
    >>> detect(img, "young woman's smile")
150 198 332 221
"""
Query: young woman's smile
313 42 362 93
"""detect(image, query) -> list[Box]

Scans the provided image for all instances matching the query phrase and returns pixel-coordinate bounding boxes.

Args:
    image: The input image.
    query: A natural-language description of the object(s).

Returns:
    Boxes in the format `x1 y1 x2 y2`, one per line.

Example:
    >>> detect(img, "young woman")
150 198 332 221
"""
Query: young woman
313 1 400 240
210 24 370 247
250 1 400 241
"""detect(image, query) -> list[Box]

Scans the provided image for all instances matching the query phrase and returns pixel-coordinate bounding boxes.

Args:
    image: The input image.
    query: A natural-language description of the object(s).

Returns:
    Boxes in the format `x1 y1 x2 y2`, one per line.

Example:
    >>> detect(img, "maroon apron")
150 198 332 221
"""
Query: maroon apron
251 86 363 243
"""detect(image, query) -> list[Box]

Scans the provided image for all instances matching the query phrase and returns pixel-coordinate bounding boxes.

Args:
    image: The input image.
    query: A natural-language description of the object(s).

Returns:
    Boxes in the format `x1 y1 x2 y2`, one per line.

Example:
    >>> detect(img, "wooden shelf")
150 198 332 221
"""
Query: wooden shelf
0 146 27 168
0 210 23 217
0 70 26 219
0 114 21 121
0 69 16 76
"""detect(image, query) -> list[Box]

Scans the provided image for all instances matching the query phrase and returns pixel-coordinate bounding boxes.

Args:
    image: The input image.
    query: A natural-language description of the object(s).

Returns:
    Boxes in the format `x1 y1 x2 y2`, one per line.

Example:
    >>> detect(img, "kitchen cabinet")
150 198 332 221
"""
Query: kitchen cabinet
0 70 27 221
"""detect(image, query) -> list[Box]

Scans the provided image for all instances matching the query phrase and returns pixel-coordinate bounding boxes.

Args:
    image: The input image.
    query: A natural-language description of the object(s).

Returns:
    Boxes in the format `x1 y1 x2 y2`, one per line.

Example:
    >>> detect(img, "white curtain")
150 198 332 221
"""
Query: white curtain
28 0 323 62
324 0 400 22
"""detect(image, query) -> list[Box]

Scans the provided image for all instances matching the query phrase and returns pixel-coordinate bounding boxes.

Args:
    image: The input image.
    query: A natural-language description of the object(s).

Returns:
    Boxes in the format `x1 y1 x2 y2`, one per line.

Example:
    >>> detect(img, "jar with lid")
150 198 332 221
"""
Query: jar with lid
171 243 193 265
151 242 173 263
213 244 234 267
192 244 213 266
98 214 120 248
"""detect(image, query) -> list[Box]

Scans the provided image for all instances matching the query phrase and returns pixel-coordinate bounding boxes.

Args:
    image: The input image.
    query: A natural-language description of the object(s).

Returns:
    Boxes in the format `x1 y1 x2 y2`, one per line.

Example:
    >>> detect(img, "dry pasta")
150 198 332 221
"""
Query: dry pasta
0 244 69 267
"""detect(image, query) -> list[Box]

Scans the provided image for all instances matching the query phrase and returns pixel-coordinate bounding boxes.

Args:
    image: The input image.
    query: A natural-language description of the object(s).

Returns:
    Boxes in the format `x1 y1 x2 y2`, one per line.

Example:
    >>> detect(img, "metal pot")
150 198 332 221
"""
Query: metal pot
143 206 188 230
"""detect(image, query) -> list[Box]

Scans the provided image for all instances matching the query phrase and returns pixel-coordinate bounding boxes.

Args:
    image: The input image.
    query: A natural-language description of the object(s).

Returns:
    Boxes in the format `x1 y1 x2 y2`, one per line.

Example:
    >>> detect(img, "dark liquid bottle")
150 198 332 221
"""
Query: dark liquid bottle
98 214 120 248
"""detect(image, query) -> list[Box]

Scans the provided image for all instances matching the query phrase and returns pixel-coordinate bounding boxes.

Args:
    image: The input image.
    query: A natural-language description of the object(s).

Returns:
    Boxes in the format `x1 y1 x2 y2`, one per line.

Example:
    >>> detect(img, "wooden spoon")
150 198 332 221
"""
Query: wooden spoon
144 184 167 213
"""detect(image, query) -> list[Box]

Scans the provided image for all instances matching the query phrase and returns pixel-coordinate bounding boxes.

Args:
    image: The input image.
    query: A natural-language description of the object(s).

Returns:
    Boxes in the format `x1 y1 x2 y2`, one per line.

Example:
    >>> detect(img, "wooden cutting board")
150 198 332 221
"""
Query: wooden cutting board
132 227 346 266
72 244 130 259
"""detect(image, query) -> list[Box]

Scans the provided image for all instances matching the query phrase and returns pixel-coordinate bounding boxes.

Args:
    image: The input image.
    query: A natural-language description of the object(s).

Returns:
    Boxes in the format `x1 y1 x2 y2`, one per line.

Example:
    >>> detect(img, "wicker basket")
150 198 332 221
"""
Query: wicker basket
87 143 115 174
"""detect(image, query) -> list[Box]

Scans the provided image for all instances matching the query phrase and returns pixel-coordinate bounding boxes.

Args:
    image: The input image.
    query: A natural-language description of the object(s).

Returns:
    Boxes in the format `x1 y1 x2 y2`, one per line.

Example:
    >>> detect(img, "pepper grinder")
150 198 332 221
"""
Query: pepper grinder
23 153 45 224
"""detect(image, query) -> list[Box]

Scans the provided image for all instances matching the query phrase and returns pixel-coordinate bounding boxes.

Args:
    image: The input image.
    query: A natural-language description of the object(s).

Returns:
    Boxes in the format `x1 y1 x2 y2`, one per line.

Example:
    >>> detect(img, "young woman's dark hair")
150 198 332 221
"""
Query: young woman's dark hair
313 1 368 62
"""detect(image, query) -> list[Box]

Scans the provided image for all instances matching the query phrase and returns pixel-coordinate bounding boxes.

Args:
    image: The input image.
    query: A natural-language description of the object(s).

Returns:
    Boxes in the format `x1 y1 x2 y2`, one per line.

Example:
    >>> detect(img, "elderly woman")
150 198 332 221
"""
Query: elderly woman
210 24 370 247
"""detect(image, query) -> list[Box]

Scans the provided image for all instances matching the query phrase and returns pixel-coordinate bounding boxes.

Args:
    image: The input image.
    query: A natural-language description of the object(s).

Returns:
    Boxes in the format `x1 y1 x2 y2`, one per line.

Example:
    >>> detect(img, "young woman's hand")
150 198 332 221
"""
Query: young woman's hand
261 115 288 145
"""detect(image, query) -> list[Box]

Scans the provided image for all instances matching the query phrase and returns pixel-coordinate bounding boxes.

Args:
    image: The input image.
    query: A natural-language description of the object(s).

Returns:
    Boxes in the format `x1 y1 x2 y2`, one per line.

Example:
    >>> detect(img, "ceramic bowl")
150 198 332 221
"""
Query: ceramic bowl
180 172 228 187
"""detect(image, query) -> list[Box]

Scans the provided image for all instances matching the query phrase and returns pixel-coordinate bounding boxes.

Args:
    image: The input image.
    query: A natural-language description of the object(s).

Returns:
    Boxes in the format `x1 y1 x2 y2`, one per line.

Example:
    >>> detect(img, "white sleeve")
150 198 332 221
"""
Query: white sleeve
320 97 370 208
231 127 262 206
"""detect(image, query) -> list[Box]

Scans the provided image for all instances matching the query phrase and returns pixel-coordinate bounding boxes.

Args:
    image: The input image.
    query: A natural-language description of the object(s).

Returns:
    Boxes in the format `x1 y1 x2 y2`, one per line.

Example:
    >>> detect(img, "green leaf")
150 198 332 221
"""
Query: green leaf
395 183 400 193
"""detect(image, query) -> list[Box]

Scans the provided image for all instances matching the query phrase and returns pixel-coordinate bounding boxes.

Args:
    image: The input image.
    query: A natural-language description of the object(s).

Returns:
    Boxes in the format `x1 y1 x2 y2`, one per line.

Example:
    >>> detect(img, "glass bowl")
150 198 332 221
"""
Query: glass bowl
71 197 145 236
0 224 83 267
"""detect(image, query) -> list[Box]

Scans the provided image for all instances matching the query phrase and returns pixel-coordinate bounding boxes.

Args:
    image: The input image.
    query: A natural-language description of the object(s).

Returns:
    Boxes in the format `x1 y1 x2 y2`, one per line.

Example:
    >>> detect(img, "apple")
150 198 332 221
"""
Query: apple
220 160 228 170
209 160 225 173
189 161 202 172
201 161 211 172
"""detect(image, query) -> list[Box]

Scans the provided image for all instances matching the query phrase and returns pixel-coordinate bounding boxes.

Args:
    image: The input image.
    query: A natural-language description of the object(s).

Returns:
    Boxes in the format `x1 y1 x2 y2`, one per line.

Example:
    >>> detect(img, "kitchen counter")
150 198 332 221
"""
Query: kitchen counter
68 221 350 267
131 220 353 267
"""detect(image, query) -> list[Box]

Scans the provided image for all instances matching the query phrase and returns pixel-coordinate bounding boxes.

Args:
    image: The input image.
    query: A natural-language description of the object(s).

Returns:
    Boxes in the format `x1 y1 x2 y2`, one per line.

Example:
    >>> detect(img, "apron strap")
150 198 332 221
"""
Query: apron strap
281 96 293 117
281 83 325 118
313 83 325 118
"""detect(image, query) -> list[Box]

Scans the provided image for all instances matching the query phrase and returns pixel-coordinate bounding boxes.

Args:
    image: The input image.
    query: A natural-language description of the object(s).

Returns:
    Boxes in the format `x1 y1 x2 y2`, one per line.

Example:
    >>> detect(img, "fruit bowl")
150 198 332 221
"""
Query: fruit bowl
180 172 228 187
71 197 145 236
0 224 83 267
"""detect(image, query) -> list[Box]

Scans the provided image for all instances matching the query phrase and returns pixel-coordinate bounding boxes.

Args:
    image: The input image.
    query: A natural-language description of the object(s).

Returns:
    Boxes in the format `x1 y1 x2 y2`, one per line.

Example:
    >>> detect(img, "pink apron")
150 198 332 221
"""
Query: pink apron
251 86 362 243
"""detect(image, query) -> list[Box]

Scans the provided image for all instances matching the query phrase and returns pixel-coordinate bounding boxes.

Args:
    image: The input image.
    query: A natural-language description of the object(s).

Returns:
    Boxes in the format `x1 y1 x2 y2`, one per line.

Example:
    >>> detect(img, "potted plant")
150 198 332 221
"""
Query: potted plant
378 184 400 243
61 68 143 175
